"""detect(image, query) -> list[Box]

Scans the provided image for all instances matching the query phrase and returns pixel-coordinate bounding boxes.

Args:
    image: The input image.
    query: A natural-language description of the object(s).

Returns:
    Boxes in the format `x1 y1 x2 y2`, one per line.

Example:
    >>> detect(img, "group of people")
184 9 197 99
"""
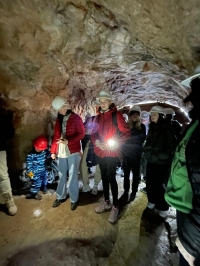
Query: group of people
0 75 200 265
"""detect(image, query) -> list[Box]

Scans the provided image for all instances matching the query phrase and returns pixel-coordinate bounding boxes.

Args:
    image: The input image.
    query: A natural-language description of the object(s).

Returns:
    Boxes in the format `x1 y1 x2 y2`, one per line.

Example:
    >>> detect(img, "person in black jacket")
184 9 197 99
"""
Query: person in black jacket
165 76 200 266
143 106 176 218
121 105 146 202
164 107 182 142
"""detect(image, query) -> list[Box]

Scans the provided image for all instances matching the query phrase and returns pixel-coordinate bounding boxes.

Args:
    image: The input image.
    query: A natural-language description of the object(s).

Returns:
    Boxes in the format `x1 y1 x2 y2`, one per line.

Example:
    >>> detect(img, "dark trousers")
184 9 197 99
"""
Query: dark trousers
146 162 169 211
177 211 190 266
179 253 190 266
122 156 141 196
98 157 119 207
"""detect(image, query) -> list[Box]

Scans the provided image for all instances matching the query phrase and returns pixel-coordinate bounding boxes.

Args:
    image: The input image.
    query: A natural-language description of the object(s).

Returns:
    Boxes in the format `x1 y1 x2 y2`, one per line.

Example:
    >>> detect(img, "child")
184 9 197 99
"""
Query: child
26 136 49 200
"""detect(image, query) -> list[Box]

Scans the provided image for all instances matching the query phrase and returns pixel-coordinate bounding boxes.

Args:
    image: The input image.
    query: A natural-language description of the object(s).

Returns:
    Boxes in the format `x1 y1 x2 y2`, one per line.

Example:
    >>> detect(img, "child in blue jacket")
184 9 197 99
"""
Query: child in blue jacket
26 136 49 200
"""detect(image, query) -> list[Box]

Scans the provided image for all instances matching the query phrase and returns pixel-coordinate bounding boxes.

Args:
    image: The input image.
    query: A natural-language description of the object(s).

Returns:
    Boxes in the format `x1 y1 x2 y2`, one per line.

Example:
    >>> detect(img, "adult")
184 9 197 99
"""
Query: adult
51 96 85 210
143 106 176 218
0 104 17 215
140 110 150 194
81 113 101 195
165 76 200 266
116 113 128 176
164 107 182 141
91 90 130 224
121 105 146 202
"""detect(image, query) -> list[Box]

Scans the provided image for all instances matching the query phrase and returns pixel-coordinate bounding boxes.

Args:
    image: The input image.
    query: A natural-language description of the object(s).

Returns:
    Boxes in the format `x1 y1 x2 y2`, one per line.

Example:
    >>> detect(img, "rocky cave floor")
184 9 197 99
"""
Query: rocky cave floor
0 172 179 266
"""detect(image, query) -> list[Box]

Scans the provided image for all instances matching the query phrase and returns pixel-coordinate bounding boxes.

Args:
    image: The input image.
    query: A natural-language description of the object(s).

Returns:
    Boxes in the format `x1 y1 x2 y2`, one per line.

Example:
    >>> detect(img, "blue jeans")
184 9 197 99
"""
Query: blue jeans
56 154 80 203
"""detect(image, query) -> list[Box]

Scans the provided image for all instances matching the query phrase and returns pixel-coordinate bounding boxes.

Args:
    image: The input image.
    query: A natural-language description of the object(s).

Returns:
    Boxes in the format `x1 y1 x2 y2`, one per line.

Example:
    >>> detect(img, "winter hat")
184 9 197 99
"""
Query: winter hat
149 106 165 115
164 108 175 116
51 96 70 111
96 90 112 101
141 111 149 119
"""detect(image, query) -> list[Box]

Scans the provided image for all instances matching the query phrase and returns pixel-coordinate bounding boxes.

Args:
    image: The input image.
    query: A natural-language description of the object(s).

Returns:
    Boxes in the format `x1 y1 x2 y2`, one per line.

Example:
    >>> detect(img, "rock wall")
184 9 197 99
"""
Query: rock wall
0 0 199 174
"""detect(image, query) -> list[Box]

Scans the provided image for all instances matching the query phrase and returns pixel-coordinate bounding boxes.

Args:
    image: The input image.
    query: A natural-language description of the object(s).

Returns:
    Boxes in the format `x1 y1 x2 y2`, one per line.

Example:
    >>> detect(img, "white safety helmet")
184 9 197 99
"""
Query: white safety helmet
96 90 112 101
164 108 175 116
129 105 141 113
141 111 149 119
181 65 200 87
51 96 69 111
149 106 165 115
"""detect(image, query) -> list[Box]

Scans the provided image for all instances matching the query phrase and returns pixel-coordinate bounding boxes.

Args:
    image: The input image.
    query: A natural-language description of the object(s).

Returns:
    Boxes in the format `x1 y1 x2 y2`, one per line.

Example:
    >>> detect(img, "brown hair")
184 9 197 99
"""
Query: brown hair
128 117 142 130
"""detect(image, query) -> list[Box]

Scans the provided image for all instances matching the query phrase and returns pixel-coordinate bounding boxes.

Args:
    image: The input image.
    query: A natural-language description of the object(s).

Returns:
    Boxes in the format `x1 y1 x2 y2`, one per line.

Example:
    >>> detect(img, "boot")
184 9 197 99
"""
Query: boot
41 187 48 194
91 185 98 195
95 200 112 213
3 192 17 216
108 206 119 224
26 193 43 200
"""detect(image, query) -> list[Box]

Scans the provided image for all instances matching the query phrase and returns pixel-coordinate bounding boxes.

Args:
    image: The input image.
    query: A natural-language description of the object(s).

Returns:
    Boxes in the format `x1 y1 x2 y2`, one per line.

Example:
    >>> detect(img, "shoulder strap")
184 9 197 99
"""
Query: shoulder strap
112 111 118 128
96 111 118 128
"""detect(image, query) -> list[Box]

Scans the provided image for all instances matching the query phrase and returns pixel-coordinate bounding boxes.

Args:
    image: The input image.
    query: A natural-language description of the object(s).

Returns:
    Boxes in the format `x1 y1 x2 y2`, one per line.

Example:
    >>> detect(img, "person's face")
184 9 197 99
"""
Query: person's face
131 113 140 122
58 107 68 115
99 98 111 111
150 112 159 123
141 118 149 125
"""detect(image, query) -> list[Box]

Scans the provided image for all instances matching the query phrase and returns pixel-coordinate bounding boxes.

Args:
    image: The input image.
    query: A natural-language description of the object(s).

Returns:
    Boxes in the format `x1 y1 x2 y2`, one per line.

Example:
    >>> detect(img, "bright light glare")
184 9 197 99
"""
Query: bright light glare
179 108 189 118
135 100 157 105
33 209 42 217
107 139 116 147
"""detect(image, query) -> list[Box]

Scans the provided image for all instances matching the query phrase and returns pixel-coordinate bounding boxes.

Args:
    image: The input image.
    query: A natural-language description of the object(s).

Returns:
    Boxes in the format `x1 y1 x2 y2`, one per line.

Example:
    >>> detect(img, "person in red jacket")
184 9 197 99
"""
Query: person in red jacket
91 90 130 224
50 96 85 210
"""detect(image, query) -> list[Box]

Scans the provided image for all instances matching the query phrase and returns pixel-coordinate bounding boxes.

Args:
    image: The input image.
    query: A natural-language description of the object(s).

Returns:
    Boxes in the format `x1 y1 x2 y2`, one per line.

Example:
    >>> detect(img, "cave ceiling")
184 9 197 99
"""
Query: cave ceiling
1 0 200 171
0 0 200 112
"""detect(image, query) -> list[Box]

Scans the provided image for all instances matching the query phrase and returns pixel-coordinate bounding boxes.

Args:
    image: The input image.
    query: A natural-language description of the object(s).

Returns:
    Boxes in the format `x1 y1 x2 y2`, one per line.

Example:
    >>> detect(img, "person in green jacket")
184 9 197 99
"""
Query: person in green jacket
165 76 200 266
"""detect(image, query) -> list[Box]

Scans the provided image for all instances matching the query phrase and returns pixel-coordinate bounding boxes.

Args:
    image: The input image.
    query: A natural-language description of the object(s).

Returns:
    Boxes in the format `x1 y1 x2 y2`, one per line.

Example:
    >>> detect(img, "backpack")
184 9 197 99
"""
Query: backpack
112 110 118 129
96 110 120 132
